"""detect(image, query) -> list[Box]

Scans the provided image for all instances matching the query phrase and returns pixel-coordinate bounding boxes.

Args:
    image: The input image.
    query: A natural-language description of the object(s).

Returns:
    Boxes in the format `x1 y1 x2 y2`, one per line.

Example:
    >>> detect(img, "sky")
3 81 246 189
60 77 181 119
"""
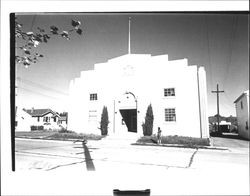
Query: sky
15 13 249 116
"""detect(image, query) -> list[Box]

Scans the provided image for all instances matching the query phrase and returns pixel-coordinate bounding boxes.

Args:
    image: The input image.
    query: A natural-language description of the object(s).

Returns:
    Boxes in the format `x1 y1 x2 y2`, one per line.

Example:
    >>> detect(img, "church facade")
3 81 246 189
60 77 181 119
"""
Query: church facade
68 53 209 138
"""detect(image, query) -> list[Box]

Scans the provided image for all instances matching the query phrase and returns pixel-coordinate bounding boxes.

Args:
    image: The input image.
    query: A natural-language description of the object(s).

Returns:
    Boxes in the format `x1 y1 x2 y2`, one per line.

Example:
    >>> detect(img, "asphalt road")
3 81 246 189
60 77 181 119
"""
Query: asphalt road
15 136 249 195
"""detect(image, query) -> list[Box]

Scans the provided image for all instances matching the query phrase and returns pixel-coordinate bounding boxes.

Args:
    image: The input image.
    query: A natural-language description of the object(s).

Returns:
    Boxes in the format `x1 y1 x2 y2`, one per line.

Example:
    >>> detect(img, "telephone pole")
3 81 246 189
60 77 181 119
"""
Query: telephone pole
211 84 224 133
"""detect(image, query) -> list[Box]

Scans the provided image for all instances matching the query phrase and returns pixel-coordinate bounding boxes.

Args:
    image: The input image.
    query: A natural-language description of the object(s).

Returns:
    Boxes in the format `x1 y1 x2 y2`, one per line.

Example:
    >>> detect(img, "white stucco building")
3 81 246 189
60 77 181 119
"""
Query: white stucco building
234 90 249 140
68 53 209 138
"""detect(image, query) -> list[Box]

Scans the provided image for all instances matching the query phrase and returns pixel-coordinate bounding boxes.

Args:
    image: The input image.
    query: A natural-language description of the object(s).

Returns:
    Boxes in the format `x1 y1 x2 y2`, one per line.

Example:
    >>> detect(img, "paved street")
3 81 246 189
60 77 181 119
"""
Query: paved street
15 136 249 195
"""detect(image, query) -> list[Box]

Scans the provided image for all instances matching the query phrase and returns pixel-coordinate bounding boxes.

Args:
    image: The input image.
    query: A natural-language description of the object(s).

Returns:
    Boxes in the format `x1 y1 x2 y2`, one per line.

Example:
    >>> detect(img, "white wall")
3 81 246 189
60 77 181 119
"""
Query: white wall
15 108 32 132
235 93 249 139
68 54 209 138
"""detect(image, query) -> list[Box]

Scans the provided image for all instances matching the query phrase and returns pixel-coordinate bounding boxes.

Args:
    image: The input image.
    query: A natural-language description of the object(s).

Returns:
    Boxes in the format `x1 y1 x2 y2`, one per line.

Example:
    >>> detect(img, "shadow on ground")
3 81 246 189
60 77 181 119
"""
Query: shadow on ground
82 142 95 171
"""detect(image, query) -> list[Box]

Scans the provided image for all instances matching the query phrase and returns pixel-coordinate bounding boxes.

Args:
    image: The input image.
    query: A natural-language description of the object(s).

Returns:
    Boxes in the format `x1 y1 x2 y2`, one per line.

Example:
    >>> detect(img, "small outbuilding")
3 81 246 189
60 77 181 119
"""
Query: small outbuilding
234 90 249 140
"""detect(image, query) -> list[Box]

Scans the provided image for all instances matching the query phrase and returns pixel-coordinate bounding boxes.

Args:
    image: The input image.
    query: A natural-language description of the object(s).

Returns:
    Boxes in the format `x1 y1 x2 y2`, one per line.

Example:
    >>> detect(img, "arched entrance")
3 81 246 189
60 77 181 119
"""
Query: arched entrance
120 109 137 133
114 91 137 134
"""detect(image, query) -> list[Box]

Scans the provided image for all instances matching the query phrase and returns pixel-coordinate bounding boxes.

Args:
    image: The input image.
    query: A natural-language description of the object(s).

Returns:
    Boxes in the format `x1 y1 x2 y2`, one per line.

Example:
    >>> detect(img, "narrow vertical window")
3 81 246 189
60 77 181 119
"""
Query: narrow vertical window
240 101 243 109
88 110 97 121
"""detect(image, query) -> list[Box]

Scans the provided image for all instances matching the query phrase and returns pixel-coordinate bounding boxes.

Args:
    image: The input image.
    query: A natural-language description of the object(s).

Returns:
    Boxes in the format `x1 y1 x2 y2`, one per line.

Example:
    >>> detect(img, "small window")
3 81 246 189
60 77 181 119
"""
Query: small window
164 88 175 97
246 121 248 130
241 101 243 109
90 93 98 101
165 108 176 122
37 117 40 122
54 117 56 122
43 117 50 122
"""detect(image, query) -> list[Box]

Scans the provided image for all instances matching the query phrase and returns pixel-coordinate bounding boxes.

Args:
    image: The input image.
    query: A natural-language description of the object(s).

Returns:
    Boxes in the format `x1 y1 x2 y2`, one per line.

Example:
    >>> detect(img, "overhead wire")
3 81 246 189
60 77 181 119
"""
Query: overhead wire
15 15 69 107
17 86 61 100
30 15 37 31
222 15 238 89
204 15 214 89
16 77 69 96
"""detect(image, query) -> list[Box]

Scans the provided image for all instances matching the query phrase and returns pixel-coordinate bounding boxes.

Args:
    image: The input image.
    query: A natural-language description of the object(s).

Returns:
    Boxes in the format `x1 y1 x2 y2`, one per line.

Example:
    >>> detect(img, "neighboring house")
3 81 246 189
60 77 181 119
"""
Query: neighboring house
208 115 237 134
214 121 232 133
58 115 68 129
15 107 33 132
234 90 249 139
24 108 61 130
68 53 209 138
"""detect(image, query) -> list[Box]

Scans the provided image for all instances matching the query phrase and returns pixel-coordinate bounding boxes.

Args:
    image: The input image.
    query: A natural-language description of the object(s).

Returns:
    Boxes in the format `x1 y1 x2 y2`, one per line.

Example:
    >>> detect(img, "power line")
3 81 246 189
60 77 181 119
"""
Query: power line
204 15 214 88
30 15 37 31
223 91 234 103
222 15 238 88
16 77 69 96
17 86 62 100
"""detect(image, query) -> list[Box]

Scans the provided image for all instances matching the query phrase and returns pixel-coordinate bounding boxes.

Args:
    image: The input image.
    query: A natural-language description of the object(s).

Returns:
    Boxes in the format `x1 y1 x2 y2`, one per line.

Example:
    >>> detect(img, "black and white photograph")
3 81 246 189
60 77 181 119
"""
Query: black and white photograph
1 1 249 196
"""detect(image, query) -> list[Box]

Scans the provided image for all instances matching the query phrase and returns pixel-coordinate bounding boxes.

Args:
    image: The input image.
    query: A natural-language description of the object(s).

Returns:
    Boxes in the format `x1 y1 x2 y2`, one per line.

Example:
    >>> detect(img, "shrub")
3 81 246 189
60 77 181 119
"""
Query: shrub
46 132 104 140
100 106 109 136
58 128 72 133
142 104 154 136
137 135 210 146
31 125 44 131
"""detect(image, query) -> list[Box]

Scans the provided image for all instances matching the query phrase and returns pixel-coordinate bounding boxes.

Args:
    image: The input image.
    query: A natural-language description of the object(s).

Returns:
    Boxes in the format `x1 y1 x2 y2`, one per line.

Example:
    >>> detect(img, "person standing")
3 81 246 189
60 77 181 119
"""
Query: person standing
157 127 162 144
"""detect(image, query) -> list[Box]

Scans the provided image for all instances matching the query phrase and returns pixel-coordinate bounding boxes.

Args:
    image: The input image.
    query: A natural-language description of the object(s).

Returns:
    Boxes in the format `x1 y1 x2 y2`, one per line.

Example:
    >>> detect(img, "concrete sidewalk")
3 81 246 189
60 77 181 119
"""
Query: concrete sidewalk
14 137 249 195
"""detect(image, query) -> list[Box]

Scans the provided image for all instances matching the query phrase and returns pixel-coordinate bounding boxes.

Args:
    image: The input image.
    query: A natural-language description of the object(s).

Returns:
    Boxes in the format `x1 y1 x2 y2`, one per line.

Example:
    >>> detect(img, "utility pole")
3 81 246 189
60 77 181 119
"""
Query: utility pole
211 84 224 133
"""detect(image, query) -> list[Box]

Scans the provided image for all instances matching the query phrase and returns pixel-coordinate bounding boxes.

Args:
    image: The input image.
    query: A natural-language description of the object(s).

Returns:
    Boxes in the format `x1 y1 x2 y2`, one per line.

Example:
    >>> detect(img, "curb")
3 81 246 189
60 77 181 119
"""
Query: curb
15 136 102 142
133 142 229 151
16 136 75 141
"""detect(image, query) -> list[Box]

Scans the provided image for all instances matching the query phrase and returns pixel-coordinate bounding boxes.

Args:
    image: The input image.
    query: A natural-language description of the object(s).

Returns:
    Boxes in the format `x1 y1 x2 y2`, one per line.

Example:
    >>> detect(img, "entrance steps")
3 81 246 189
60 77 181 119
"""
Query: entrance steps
100 132 140 146
106 132 140 140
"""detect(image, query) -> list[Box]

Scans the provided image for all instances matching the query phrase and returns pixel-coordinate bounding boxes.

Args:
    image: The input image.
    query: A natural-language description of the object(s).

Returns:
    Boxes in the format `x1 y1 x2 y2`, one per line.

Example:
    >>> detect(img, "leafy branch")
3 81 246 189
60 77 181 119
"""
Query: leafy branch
15 17 83 67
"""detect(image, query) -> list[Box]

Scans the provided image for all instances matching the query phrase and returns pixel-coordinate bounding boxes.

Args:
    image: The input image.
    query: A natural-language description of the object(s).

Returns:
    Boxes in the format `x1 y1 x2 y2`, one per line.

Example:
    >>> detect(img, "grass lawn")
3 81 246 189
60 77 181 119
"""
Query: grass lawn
15 131 55 139
15 131 105 141
137 135 210 147
46 132 105 141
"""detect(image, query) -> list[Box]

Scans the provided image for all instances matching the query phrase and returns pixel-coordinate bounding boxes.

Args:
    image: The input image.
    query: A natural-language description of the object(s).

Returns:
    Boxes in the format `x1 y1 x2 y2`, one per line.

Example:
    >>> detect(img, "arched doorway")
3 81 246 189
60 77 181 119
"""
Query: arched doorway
120 109 137 132
114 91 137 134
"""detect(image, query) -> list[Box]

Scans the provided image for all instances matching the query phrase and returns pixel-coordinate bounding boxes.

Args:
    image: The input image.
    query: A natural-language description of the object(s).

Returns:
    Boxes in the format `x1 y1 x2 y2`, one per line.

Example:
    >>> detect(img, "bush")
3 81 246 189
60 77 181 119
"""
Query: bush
137 135 210 146
58 128 73 133
46 132 104 140
31 125 44 131
142 104 154 136
100 106 109 136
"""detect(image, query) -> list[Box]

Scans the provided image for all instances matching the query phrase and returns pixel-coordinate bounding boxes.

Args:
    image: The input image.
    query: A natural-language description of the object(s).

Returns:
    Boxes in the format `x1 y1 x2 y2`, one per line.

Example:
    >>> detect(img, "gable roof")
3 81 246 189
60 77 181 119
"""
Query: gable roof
24 108 60 117
234 90 249 103
59 116 67 121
